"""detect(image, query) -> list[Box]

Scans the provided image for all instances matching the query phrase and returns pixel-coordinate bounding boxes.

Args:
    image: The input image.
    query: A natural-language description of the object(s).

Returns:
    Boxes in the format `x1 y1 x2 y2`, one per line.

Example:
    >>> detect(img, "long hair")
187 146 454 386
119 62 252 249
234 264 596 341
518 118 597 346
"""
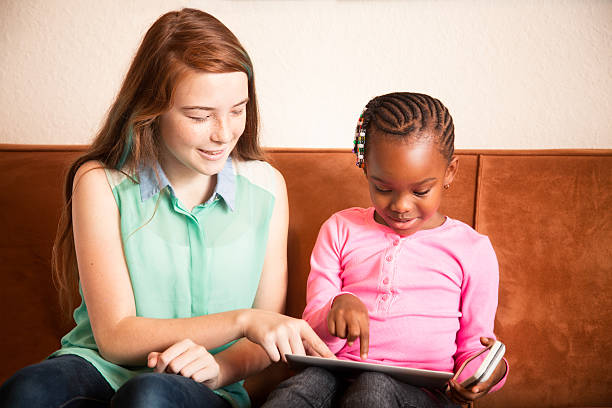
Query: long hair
52 8 263 317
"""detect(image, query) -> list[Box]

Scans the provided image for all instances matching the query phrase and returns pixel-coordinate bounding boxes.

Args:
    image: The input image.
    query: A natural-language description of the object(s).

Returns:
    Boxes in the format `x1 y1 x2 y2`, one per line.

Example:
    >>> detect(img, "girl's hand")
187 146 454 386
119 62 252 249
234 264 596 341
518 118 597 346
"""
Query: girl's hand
147 339 220 389
447 337 507 405
327 294 370 360
242 309 335 362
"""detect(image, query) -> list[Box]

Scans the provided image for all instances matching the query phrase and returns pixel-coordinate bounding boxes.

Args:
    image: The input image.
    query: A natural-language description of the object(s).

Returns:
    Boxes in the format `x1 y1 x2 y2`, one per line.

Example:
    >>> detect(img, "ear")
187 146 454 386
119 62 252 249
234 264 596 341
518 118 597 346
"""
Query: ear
443 155 459 187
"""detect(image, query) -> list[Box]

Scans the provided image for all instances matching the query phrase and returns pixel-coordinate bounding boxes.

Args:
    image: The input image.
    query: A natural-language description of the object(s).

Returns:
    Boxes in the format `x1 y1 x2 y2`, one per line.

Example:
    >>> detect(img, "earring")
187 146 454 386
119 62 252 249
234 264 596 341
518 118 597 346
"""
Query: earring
443 184 450 190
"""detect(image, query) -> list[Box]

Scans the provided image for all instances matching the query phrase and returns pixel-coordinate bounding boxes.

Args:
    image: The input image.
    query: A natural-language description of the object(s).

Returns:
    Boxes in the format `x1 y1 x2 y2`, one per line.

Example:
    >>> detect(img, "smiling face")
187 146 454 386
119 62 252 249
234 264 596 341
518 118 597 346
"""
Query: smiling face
365 132 458 236
158 70 249 179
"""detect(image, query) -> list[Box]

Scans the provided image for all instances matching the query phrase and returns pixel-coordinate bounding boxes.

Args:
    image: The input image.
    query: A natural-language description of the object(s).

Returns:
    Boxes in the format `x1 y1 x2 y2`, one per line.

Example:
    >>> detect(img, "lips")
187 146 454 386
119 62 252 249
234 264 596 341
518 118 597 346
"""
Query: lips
197 148 226 161
389 215 415 223
386 215 419 231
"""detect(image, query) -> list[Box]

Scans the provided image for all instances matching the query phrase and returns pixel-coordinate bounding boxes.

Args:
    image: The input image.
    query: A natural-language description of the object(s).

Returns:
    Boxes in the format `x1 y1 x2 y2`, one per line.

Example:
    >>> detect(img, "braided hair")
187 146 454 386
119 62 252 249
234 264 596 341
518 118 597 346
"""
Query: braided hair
353 92 455 167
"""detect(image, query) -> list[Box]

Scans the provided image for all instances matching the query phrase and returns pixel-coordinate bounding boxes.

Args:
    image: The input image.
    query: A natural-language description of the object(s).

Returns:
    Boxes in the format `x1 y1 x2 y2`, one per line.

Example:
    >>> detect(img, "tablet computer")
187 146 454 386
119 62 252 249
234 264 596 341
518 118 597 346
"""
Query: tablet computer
458 341 506 388
285 354 453 389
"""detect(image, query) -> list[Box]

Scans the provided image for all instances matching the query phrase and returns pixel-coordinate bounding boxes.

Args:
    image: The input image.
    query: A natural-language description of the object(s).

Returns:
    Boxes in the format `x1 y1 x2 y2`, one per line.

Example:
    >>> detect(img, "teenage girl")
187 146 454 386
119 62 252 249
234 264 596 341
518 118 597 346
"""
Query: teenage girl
263 92 508 408
0 8 331 408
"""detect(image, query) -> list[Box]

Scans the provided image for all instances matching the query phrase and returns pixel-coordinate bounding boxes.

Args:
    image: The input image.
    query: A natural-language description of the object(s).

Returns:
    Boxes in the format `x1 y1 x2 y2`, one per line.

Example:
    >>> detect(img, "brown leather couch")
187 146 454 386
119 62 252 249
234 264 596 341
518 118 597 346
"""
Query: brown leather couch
1 145 611 407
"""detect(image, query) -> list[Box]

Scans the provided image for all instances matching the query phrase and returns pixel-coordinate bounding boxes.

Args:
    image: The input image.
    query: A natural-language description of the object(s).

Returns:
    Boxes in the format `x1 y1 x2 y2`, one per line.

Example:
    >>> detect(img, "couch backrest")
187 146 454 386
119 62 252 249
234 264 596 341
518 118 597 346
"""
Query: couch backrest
1 145 610 407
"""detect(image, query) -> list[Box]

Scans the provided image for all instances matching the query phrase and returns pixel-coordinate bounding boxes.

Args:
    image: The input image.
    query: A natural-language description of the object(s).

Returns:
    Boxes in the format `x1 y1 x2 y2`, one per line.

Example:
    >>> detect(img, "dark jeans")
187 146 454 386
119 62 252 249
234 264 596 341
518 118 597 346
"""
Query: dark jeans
262 367 461 408
0 354 231 408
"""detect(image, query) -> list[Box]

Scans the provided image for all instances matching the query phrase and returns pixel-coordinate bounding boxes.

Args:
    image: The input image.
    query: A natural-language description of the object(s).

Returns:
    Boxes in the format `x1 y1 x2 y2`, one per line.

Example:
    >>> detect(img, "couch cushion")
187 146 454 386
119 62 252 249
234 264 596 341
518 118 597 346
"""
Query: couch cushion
0 148 84 381
474 153 612 408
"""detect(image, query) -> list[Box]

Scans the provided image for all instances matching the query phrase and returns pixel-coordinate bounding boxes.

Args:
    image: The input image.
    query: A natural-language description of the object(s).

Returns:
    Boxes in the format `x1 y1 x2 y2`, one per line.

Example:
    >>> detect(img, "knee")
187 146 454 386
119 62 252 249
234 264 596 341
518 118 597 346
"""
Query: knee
0 366 58 406
112 373 177 408
264 367 339 407
354 371 395 389
341 372 398 407
112 373 225 408
283 367 337 392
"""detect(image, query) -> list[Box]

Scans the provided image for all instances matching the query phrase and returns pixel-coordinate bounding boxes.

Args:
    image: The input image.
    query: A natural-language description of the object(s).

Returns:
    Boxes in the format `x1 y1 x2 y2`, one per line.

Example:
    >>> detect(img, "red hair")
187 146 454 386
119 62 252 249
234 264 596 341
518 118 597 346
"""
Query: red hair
52 8 263 316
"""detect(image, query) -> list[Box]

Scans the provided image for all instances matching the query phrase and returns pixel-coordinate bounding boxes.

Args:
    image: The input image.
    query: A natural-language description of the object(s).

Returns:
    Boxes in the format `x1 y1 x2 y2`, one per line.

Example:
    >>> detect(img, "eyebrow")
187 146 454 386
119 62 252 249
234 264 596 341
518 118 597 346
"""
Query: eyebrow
182 98 249 111
371 176 437 185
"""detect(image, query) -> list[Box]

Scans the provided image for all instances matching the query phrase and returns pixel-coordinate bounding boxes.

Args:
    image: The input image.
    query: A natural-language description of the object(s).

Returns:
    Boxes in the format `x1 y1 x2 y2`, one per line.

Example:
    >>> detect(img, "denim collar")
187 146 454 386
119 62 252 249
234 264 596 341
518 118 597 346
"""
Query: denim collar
138 157 236 211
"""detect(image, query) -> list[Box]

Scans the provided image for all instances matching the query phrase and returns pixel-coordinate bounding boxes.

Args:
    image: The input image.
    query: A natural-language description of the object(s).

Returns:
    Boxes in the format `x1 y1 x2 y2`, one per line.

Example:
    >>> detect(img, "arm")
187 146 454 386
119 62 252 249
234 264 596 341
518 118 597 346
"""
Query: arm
302 215 355 354
73 161 245 364
448 237 508 402
73 162 330 367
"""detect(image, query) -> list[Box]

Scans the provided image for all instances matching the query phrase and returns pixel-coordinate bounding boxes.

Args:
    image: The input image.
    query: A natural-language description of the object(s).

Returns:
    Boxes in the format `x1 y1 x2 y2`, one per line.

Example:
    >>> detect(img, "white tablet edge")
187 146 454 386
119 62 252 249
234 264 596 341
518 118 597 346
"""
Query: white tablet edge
285 354 453 389
460 341 505 388
477 343 505 383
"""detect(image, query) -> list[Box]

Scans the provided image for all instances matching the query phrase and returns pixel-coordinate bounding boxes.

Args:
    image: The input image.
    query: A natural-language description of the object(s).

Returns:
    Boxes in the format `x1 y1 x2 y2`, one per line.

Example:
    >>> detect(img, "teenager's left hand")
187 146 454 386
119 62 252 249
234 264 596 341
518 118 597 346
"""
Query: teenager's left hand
447 337 507 405
147 338 220 389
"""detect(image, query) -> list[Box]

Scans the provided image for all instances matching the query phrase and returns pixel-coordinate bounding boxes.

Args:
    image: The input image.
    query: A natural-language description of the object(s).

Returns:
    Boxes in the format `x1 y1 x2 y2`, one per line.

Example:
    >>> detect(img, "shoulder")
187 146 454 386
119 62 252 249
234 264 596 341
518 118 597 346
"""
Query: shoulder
328 207 369 225
442 218 498 277
71 161 120 216
232 158 286 199
442 218 494 249
319 207 371 237
73 160 110 192
73 160 134 195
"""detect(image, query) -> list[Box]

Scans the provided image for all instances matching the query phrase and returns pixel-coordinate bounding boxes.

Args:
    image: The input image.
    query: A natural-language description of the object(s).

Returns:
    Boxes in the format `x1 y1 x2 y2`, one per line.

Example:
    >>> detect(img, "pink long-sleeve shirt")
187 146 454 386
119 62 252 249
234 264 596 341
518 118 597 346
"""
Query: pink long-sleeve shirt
303 207 507 390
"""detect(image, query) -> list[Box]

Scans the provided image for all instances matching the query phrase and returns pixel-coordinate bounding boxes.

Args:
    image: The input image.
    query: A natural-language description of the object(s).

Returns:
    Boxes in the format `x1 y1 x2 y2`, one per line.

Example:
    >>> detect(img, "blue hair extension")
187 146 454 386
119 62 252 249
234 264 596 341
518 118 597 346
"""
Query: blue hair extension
116 127 133 169
236 47 253 80
241 62 252 80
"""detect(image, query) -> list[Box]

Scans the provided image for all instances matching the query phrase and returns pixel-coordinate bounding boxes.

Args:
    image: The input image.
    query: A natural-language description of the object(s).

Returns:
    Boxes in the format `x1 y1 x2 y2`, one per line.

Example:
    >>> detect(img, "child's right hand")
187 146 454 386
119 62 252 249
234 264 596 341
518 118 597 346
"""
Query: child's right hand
327 294 370 359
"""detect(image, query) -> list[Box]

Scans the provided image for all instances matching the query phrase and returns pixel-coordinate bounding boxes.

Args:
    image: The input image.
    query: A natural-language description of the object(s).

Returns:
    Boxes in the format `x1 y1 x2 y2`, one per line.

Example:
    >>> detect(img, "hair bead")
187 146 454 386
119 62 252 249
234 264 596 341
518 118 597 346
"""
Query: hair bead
353 109 367 168
352 92 455 167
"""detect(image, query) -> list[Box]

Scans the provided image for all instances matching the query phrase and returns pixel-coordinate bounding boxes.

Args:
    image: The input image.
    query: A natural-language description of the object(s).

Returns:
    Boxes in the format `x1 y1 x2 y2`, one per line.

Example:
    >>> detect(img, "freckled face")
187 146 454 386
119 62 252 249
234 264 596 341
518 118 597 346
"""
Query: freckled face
158 70 249 177
365 134 457 236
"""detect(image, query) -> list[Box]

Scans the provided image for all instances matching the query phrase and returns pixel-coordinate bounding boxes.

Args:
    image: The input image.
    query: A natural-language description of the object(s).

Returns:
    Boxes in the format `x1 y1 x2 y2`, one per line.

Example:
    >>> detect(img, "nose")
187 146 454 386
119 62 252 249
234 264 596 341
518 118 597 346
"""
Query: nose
390 192 415 214
210 116 233 144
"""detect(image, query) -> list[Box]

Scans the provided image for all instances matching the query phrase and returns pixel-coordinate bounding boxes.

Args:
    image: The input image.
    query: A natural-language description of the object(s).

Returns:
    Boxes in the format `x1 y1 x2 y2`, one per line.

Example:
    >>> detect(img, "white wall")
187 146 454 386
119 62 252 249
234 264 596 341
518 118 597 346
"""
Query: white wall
1 0 611 149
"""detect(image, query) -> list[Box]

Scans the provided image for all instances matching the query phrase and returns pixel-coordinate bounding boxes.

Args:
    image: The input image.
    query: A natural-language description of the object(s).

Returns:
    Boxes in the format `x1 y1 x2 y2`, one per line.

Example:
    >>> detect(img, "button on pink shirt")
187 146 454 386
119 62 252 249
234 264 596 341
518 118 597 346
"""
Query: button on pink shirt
303 207 507 391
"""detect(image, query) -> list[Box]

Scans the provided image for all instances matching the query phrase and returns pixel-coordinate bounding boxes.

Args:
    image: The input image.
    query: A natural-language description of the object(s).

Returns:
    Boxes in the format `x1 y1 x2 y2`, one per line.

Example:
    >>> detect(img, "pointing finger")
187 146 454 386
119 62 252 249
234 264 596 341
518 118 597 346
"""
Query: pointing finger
359 321 369 360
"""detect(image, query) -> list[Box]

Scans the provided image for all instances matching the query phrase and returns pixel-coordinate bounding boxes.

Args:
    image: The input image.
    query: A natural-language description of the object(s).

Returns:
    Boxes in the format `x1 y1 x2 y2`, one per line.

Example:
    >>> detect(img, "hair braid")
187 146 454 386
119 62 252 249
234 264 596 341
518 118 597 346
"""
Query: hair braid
353 92 455 166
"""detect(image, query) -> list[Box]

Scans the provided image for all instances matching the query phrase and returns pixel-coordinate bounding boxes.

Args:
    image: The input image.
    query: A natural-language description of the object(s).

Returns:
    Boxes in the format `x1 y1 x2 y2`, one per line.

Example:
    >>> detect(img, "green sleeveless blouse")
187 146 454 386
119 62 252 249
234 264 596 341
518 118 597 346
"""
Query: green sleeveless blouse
51 157 279 407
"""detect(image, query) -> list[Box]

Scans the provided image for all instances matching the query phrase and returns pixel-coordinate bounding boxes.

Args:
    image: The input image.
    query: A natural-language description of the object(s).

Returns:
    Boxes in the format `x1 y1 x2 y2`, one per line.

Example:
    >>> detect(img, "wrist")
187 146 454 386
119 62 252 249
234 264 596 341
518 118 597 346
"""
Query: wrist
494 359 508 384
213 355 226 389
330 292 357 310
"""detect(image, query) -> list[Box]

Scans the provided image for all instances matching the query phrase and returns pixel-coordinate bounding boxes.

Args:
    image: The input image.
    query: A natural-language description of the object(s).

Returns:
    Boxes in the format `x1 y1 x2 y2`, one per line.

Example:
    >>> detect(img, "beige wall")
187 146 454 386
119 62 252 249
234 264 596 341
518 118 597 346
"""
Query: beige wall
0 0 610 149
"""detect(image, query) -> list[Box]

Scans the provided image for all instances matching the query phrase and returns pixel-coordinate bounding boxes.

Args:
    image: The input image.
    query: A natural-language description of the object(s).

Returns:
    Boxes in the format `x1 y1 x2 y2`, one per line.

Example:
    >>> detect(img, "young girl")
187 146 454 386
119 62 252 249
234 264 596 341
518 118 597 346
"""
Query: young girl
0 8 331 408
263 92 508 407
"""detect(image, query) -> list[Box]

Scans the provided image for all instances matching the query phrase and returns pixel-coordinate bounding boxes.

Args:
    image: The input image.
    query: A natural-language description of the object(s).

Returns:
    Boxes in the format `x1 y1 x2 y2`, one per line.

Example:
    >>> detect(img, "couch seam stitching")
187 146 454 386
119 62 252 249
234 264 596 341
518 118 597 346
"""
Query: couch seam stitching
474 154 484 232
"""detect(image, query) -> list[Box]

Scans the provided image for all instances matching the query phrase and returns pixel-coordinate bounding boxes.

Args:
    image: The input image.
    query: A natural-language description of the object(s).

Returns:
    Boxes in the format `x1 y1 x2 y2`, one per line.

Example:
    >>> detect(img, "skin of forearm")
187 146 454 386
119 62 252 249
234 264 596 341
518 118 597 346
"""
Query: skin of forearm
96 309 250 366
213 338 271 388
